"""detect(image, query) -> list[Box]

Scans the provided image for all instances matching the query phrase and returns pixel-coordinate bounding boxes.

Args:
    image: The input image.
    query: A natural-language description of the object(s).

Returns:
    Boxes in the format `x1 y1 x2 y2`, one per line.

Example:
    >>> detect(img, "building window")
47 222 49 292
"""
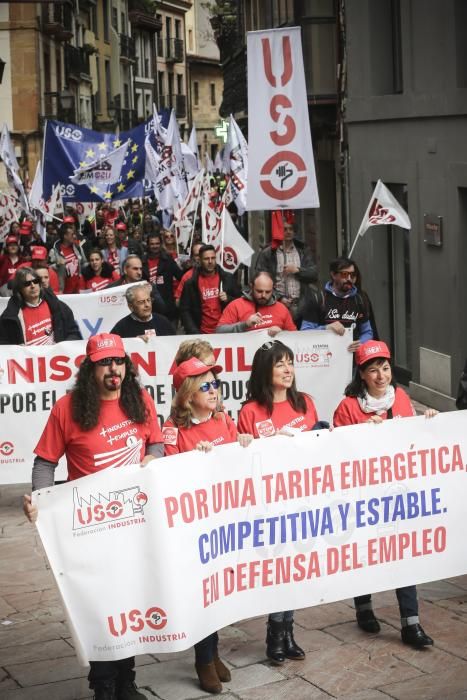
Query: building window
158 71 164 101
145 91 151 117
124 83 130 109
455 0 467 87
91 3 98 37
210 83 216 106
111 6 118 31
166 16 172 39
369 0 403 95
175 19 181 39
188 29 193 51
177 73 183 94
105 58 111 114
301 1 337 98
136 90 143 119
95 56 101 113
193 81 199 106
103 0 110 42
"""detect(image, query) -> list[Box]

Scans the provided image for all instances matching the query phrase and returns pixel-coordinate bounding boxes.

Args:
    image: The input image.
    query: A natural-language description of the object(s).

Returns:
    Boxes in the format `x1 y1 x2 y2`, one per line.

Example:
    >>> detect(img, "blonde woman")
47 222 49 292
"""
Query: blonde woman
162 357 252 694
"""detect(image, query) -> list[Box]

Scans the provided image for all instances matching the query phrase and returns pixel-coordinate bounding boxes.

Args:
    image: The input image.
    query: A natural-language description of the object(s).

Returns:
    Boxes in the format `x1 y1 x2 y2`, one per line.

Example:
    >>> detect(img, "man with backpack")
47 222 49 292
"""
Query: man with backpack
300 256 373 353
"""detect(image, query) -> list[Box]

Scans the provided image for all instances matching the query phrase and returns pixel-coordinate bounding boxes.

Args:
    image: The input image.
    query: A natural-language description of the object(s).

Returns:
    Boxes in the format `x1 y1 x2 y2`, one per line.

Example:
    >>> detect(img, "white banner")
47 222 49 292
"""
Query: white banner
247 27 319 210
0 329 352 483
0 284 132 339
34 411 467 663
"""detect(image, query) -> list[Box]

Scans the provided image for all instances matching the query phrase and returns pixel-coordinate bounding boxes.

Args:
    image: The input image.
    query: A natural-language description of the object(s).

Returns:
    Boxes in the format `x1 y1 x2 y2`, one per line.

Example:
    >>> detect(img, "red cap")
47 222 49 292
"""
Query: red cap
31 246 48 261
116 222 127 231
63 215 76 224
5 235 18 244
173 357 222 391
355 340 391 367
86 333 126 363
19 226 32 236
20 220 33 229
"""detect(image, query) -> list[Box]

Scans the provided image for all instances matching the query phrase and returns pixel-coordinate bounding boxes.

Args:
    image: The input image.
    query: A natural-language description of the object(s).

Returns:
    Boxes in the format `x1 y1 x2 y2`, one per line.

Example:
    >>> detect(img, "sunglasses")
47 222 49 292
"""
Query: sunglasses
95 356 126 366
198 379 220 392
260 340 278 351
22 279 40 288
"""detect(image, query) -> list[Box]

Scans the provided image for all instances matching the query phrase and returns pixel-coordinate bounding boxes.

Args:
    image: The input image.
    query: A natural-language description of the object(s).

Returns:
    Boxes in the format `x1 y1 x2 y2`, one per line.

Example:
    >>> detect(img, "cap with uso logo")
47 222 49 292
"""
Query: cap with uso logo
86 333 126 363
355 340 391 367
31 246 48 261
173 357 223 391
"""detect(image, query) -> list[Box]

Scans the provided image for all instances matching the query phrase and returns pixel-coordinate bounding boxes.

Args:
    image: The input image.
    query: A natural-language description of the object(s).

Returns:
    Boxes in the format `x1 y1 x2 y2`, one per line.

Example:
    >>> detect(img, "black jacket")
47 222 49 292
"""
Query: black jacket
180 266 241 334
0 287 82 345
142 251 183 320
110 313 175 338
255 238 318 291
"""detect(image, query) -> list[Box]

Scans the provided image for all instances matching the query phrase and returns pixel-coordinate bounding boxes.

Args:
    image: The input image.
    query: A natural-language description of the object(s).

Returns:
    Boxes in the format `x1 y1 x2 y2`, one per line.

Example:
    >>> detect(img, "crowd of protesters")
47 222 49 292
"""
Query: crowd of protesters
1 196 444 699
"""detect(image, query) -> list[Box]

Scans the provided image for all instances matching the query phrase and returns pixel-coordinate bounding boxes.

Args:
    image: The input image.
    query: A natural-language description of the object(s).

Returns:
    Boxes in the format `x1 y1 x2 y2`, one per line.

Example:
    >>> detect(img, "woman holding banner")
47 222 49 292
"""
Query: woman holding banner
238 340 324 665
333 340 436 647
162 357 253 694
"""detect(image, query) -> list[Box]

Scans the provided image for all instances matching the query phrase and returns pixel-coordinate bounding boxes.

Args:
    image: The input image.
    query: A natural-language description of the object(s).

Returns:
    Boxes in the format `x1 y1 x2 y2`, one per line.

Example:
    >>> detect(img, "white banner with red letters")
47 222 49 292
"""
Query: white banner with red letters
33 411 467 663
0 284 132 339
0 329 352 483
246 27 319 210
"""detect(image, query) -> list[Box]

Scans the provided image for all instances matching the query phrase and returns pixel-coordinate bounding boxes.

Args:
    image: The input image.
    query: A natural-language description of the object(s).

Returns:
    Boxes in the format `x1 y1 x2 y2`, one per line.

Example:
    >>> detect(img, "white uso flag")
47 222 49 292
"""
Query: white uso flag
356 179 411 238
247 27 319 210
70 140 129 187
220 206 254 272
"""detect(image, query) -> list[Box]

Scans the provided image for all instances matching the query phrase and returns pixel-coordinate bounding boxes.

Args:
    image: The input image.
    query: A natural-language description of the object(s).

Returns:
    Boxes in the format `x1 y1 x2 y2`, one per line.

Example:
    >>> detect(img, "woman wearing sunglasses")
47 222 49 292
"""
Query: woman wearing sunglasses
162 356 252 694
237 340 322 665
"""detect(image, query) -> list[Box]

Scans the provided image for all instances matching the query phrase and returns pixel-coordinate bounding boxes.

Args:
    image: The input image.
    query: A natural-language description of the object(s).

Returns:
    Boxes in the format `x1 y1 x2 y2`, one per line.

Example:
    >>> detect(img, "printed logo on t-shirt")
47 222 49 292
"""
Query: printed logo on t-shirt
162 426 178 445
144 328 156 337
94 434 144 469
156 275 164 285
255 419 276 438
202 286 219 300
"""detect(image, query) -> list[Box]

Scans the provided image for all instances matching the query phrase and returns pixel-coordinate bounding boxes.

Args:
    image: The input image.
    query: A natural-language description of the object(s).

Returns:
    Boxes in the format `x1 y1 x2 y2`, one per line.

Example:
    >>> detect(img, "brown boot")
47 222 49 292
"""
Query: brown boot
195 661 222 694
213 653 231 682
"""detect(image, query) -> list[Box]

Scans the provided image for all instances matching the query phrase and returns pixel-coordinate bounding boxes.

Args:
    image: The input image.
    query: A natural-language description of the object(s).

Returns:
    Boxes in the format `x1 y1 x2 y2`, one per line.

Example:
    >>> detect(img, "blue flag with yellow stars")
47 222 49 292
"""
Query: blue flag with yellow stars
42 119 151 202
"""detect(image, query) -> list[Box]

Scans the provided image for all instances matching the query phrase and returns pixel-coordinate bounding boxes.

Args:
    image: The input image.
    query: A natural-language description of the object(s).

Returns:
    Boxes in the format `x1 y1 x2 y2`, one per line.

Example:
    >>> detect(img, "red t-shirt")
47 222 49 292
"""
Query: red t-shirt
333 387 415 427
34 391 162 481
217 297 296 331
198 272 222 334
22 300 54 345
238 395 318 438
61 245 80 294
147 256 160 284
162 412 237 456
79 271 119 292
175 268 193 301
0 255 22 285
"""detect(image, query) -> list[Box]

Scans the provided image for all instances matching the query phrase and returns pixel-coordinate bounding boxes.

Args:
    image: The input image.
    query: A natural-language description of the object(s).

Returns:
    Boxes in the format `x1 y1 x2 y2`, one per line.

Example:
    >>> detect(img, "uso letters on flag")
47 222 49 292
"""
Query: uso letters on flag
246 27 319 210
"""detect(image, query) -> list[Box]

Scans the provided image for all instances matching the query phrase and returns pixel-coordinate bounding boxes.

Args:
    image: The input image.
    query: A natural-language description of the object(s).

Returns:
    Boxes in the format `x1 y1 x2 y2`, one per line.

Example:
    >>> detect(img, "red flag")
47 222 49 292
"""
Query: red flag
271 210 284 250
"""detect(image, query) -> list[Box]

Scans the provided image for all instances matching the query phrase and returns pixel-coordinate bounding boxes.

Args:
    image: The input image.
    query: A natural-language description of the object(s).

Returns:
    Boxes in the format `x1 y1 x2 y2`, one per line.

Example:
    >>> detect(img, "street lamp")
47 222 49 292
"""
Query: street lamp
108 102 117 122
0 58 6 84
59 88 74 112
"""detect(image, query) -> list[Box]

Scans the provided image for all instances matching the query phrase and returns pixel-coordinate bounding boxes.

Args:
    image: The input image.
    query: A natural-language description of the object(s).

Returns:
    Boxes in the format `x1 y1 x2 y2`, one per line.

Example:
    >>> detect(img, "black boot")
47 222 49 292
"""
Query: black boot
117 679 147 699
356 609 381 633
92 682 117 700
401 623 434 648
283 620 305 660
266 620 285 664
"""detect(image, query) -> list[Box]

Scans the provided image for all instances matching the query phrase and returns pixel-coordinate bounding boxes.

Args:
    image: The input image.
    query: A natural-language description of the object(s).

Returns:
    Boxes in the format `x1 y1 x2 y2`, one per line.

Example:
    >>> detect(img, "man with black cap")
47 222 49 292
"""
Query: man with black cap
23 332 163 700
0 267 81 345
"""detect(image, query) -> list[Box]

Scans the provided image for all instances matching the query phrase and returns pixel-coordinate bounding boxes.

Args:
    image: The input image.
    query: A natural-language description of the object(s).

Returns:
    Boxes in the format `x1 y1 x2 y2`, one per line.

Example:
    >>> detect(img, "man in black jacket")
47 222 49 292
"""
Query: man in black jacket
0 268 82 344
142 233 182 321
180 244 241 334
255 222 318 324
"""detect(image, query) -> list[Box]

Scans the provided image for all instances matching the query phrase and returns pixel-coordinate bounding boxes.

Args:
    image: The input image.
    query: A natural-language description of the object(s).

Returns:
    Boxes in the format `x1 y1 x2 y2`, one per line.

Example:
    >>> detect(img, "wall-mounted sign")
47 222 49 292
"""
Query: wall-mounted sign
424 213 443 247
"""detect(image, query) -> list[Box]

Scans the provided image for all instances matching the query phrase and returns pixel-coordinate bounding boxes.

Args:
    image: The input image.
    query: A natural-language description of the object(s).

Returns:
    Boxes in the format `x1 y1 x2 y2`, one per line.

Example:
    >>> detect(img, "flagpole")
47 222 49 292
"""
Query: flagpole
187 184 202 253
348 233 360 259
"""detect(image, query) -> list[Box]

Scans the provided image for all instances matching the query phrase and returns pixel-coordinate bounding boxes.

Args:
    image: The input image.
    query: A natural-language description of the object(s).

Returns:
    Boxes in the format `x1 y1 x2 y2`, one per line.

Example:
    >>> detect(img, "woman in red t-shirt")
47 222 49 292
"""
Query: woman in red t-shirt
102 227 128 273
79 249 119 292
333 340 436 648
238 340 321 665
162 357 252 694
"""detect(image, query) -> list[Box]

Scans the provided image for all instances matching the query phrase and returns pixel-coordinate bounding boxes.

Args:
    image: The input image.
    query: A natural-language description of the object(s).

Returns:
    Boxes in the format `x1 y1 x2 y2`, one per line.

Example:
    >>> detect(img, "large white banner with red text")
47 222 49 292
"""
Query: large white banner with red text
0 284 132 339
33 411 467 663
0 329 352 483
246 27 319 210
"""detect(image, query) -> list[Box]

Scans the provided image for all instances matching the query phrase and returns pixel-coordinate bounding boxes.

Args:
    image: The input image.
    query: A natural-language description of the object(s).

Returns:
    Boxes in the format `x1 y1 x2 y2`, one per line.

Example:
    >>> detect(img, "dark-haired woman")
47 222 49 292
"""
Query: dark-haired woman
79 249 119 292
333 340 436 647
162 357 252 694
238 340 321 665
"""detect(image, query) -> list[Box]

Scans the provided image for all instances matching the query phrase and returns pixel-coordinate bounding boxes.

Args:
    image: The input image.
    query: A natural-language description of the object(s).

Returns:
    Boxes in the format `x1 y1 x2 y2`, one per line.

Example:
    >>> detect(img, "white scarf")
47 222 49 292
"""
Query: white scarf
357 385 395 415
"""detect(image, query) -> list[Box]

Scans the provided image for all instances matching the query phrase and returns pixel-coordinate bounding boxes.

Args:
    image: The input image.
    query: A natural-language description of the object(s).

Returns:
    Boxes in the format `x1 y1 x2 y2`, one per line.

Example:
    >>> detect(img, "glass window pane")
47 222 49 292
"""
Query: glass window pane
302 23 337 95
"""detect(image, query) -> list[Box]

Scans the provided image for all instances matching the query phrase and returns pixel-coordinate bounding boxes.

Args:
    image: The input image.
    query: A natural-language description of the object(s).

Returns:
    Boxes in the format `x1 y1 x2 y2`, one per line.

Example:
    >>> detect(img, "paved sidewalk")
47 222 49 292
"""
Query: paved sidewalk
1 483 467 700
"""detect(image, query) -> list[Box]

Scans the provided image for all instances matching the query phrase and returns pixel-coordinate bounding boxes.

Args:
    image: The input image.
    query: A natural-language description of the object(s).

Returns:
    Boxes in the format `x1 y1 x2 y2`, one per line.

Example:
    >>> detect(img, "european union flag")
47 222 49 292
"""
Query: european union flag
42 119 151 202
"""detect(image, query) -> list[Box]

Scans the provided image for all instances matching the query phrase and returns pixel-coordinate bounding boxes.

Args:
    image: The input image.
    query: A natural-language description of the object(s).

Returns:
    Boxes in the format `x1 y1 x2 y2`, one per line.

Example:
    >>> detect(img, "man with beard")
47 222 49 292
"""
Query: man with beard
300 256 373 353
216 271 296 336
142 233 182 322
180 244 240 334
23 332 163 700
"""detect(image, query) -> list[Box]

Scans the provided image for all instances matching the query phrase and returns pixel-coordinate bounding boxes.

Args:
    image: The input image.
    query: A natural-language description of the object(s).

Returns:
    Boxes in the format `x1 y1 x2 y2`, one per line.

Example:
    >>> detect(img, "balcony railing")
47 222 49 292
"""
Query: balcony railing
41 1 74 41
40 92 76 130
65 45 91 80
160 94 186 119
118 108 138 131
166 38 184 62
120 34 136 62
128 0 162 33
